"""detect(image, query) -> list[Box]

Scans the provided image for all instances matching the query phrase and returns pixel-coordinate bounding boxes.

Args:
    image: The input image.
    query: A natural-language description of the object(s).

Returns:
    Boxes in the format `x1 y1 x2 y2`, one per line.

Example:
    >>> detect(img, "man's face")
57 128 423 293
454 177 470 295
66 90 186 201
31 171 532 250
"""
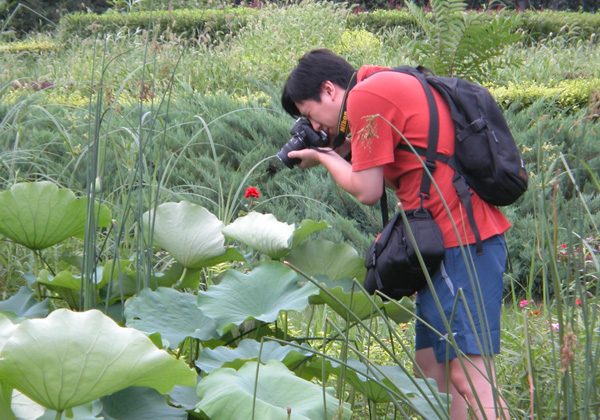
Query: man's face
295 81 343 140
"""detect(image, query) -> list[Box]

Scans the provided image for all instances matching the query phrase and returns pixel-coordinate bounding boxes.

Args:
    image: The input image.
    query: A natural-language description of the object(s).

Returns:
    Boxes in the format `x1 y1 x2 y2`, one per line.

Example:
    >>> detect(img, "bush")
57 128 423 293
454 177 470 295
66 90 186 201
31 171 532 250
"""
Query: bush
59 6 258 40
1 0 111 35
347 9 600 42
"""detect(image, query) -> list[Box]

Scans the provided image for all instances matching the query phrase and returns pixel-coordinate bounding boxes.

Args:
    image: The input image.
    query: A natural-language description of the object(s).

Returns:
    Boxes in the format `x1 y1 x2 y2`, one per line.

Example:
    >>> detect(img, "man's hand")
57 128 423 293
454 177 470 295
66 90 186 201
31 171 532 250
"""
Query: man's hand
287 148 331 169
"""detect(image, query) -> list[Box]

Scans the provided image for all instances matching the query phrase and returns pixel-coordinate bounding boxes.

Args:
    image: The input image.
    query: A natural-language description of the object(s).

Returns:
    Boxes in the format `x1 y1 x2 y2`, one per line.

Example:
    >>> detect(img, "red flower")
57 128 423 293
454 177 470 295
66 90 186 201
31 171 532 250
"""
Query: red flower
245 187 260 199
576 299 582 306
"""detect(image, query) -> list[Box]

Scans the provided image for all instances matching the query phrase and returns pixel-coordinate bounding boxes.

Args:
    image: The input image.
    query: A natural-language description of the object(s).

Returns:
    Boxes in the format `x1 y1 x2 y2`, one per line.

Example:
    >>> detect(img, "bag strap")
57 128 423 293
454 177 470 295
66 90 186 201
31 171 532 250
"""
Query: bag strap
379 70 438 226
380 179 389 226
395 70 484 254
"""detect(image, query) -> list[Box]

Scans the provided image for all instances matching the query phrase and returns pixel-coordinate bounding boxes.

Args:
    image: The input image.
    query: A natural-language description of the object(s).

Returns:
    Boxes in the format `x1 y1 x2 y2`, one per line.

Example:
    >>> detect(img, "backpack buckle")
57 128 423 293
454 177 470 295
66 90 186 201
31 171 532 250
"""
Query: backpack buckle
470 118 487 132
425 160 437 172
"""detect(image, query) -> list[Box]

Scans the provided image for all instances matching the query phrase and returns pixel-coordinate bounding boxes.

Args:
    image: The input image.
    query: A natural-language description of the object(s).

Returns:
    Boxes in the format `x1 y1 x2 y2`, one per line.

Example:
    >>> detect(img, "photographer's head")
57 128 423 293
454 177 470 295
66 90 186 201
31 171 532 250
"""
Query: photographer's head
282 49 356 138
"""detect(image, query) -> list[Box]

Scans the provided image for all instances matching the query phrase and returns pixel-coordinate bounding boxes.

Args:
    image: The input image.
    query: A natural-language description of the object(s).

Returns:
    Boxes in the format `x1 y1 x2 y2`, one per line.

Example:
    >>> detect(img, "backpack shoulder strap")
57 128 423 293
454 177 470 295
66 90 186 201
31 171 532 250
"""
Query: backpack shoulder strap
393 67 484 254
378 66 439 224
397 67 440 204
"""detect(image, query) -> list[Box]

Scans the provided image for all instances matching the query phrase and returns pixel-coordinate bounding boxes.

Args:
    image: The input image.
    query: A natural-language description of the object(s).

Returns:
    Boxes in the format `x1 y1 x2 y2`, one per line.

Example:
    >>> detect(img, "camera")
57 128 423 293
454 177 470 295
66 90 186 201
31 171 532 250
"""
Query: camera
277 118 329 168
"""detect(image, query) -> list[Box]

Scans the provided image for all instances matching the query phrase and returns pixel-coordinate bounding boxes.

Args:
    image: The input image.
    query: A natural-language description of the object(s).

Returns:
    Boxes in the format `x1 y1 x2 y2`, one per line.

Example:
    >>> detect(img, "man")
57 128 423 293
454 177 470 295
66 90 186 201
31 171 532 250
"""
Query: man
281 49 511 419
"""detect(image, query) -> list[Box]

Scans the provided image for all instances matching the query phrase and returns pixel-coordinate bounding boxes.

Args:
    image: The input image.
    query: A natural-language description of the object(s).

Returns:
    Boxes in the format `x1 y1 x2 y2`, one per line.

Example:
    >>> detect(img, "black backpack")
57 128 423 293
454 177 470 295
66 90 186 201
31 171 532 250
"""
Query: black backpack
381 66 528 253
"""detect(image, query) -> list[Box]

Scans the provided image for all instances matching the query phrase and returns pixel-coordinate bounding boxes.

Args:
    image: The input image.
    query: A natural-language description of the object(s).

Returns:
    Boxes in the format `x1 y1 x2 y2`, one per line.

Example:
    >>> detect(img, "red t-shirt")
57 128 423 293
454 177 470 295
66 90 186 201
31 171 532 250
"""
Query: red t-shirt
348 65 511 248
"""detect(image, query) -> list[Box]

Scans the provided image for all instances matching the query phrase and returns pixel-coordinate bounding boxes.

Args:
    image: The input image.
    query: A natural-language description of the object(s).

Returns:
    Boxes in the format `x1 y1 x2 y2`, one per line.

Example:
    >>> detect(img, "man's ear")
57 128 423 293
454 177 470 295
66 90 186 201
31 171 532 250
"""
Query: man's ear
321 81 336 99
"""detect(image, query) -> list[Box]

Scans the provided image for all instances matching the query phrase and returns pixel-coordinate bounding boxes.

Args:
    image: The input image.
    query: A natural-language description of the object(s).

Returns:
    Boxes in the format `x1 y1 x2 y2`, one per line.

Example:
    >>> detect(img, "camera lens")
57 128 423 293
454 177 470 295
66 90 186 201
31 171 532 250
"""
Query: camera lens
276 136 306 168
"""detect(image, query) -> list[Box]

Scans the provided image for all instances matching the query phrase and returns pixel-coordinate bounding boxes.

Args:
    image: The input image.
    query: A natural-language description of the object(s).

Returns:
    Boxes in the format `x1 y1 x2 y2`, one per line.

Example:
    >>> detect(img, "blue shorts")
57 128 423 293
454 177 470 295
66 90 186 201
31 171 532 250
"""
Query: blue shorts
415 234 507 363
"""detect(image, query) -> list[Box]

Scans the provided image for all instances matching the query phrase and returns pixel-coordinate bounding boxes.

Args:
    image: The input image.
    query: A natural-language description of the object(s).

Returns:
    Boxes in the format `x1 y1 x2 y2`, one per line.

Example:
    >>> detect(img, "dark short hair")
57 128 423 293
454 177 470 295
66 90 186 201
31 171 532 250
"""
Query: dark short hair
281 49 356 117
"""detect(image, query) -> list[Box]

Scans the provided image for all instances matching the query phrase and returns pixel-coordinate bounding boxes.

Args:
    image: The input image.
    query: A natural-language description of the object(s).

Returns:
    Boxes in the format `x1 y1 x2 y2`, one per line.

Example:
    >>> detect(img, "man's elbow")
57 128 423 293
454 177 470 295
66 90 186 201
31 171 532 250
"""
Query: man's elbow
356 191 382 206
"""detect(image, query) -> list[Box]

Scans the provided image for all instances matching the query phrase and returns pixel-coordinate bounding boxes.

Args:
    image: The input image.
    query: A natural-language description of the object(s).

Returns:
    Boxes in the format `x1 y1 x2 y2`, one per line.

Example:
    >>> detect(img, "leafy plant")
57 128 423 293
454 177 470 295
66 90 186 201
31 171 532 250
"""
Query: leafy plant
0 309 196 420
405 0 522 82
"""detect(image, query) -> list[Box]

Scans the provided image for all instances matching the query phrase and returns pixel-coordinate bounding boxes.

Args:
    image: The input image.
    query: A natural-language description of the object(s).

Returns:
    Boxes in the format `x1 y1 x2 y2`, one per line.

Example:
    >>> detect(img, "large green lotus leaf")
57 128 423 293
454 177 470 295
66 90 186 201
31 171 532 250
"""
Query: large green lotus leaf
0 309 196 412
36 401 104 420
0 181 111 250
11 389 44 420
100 387 187 420
0 287 50 320
195 339 313 373
197 261 318 335
101 260 194 303
142 201 230 269
1 382 17 420
196 360 351 420
12 391 103 420
304 357 448 418
308 277 414 324
36 269 83 290
168 385 200 411
289 219 330 248
222 212 295 259
124 287 219 349
0 314 17 352
285 239 366 282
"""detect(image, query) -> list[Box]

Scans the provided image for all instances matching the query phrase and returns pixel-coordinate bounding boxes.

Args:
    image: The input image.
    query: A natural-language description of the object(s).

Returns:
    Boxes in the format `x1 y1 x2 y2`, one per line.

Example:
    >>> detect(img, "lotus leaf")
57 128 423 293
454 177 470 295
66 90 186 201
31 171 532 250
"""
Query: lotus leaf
124 287 219 348
36 269 84 290
142 201 235 268
0 309 196 412
304 357 448 418
0 181 110 250
1 382 16 420
196 360 351 420
12 392 103 420
100 387 187 420
0 314 17 352
285 239 366 282
0 286 50 320
222 212 295 259
37 402 104 420
289 219 330 248
195 338 313 373
197 261 318 335
308 278 414 324
168 385 200 411
9 389 38 420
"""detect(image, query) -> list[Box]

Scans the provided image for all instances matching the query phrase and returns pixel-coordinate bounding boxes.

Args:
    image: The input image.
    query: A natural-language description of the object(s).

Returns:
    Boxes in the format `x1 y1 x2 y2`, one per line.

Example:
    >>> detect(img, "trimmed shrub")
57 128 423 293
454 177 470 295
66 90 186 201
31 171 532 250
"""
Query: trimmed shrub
1 0 111 35
347 9 600 42
59 7 258 40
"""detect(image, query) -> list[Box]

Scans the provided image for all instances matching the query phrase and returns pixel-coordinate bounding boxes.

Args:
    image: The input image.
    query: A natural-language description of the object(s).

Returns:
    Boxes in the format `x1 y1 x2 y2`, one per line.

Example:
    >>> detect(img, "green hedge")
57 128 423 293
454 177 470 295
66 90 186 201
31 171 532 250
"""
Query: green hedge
347 9 600 41
59 7 600 42
0 40 55 53
59 7 258 40
490 78 600 111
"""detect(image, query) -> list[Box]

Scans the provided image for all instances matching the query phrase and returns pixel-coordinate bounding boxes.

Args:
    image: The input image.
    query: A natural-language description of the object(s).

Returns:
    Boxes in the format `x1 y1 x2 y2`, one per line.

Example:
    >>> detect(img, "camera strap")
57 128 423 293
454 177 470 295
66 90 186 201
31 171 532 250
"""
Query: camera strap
332 72 357 149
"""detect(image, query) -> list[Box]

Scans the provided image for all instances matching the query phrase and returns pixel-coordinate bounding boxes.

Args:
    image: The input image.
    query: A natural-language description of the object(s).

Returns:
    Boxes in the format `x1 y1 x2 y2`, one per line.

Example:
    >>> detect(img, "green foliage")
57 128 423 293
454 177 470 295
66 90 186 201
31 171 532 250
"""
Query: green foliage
0 39 55 53
512 9 600 42
490 78 600 111
59 6 258 40
347 8 600 43
0 0 111 35
405 0 522 81
56 6 600 45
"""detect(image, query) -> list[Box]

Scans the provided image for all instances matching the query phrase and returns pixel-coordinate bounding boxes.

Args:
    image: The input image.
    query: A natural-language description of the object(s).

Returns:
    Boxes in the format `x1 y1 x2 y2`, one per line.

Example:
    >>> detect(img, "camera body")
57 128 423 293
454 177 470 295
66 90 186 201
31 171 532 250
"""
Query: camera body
277 118 329 168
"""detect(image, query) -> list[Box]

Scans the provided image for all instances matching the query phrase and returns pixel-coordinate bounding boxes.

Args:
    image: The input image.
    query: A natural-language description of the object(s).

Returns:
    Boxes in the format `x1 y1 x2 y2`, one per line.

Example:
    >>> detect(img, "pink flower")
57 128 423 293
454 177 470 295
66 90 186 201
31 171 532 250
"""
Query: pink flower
519 299 533 308
576 299 582 306
551 322 560 331
244 187 260 199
